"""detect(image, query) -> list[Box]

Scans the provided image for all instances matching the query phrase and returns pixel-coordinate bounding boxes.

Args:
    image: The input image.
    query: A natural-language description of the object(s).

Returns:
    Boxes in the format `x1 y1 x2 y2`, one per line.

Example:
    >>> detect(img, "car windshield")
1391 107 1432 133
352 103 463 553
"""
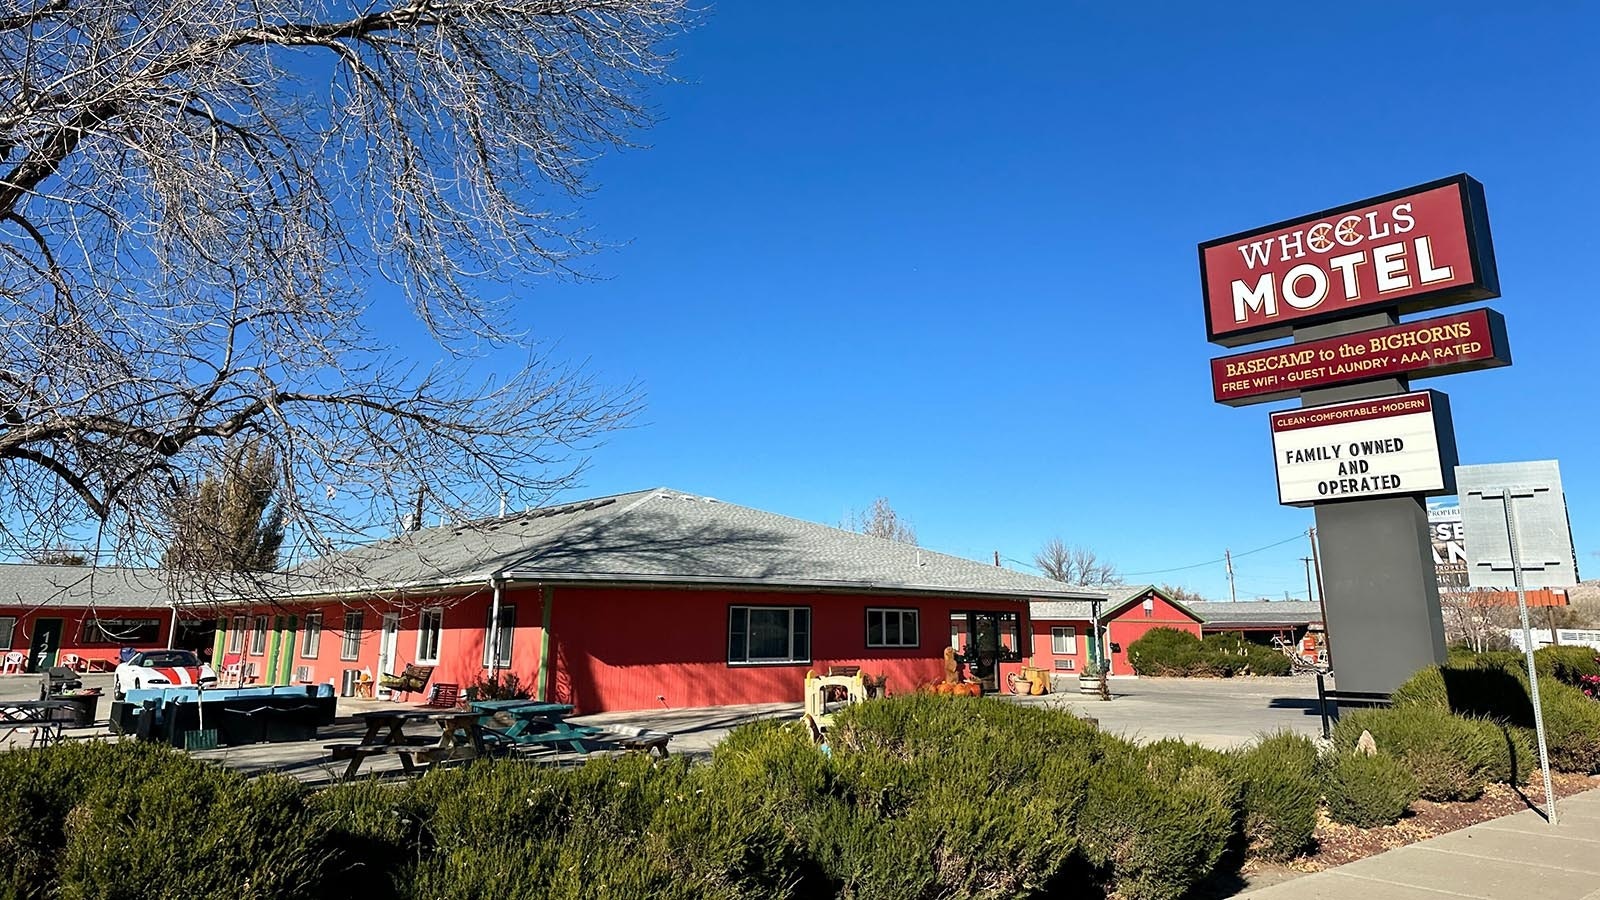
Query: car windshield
139 651 199 667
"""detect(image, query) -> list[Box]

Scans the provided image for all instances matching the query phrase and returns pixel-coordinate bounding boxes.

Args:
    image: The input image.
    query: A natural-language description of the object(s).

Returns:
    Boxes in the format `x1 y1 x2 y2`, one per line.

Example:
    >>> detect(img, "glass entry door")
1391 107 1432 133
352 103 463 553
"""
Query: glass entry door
950 611 1023 691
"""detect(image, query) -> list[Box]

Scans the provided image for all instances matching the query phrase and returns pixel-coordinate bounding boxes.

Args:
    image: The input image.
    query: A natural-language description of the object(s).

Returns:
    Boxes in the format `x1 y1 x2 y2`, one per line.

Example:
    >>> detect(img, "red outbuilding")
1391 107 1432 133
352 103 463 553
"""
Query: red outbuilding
206 489 1107 712
1029 584 1205 676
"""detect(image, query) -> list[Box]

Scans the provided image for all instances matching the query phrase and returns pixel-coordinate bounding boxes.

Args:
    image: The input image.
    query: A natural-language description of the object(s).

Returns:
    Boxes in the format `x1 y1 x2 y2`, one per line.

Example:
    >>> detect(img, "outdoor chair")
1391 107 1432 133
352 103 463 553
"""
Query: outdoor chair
380 664 434 701
1 651 24 674
423 682 461 709
62 654 84 672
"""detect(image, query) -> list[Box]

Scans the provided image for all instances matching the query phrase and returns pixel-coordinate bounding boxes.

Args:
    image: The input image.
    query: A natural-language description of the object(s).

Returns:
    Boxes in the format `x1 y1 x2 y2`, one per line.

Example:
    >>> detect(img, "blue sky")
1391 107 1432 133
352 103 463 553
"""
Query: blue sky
388 4 1600 600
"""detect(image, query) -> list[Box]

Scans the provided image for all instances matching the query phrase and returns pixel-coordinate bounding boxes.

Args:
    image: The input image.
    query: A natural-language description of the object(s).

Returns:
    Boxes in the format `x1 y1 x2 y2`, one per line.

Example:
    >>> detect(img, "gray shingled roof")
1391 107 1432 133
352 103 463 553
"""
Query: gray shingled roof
0 564 173 609
1193 600 1322 627
1031 584 1195 623
277 488 1108 602
1029 598 1100 620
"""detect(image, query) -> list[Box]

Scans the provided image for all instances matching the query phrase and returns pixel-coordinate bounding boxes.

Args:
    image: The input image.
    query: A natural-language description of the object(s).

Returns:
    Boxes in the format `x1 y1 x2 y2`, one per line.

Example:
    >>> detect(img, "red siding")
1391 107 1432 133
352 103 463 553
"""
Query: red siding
1105 592 1202 675
547 587 1029 712
0 606 174 671
1029 617 1092 674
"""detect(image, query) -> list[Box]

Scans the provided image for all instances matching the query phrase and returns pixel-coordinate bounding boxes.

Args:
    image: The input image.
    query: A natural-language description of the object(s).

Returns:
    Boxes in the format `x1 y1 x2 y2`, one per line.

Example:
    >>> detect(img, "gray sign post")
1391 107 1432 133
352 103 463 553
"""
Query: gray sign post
1294 314 1451 701
1457 460 1578 825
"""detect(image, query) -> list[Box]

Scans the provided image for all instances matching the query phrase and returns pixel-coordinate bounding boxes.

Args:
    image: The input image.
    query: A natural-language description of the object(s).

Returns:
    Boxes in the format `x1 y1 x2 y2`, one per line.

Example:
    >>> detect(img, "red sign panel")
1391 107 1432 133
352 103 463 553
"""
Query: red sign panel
1211 308 1511 406
1200 175 1499 346
1270 391 1433 433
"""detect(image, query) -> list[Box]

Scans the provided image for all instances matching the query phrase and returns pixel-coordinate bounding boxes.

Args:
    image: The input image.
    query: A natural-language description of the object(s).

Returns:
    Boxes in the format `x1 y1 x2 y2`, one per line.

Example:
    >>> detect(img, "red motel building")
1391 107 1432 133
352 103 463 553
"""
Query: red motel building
200 489 1108 712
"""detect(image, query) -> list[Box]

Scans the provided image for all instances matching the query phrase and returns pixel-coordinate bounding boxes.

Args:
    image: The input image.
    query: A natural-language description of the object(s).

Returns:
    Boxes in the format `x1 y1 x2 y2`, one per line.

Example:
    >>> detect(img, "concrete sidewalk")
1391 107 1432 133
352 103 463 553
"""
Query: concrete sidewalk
1245 788 1600 899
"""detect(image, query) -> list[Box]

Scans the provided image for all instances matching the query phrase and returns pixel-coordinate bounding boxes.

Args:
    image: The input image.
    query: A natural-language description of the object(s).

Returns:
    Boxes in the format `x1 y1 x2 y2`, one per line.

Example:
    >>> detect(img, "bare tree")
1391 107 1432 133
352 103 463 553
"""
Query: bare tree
1158 583 1207 605
0 0 687 584
843 498 917 546
1033 537 1118 586
1439 589 1513 653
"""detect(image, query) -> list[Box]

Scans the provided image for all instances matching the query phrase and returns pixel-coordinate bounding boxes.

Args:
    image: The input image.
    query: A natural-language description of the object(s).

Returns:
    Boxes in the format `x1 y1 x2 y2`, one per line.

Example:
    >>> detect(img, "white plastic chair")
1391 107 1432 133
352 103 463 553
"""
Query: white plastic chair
62 653 83 672
1 651 24 674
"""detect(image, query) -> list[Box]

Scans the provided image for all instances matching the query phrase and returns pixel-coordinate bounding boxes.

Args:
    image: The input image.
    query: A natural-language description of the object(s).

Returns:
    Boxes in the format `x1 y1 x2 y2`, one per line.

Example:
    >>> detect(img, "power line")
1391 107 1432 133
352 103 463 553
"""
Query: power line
1118 532 1307 577
1002 530 1309 581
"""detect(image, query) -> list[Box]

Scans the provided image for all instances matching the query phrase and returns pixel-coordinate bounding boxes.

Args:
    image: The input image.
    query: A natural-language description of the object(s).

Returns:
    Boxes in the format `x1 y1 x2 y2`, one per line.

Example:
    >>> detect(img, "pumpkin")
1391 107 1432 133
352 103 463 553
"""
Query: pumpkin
966 683 982 697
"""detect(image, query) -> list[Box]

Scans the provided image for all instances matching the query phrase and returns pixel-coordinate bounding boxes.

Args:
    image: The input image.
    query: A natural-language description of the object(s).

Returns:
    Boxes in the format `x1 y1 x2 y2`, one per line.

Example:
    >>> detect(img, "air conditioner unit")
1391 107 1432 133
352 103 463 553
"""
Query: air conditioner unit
294 665 313 684
1054 659 1076 671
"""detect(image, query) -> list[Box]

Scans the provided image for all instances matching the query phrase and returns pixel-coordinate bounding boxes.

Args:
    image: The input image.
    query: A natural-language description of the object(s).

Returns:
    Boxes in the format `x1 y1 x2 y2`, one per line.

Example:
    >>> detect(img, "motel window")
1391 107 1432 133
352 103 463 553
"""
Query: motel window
249 615 269 655
866 608 919 648
80 618 161 645
483 605 515 667
0 616 16 649
228 615 246 653
728 606 810 665
1051 626 1078 656
418 608 443 665
341 611 364 661
302 613 322 658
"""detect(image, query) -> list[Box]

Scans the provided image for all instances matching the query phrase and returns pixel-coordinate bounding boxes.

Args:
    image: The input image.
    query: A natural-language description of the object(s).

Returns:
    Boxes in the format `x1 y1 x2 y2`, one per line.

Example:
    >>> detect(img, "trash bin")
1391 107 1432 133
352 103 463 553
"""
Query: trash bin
51 693 100 727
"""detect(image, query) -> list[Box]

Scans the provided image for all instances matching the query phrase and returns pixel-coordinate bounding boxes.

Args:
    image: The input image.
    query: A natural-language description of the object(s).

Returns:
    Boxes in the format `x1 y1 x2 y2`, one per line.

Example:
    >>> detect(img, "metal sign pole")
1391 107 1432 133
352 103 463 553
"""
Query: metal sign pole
1501 491 1557 825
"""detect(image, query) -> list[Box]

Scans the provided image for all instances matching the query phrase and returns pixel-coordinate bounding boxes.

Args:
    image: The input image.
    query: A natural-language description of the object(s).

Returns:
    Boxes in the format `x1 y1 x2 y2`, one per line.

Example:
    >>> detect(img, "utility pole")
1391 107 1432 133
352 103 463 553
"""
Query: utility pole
1225 549 1237 603
1301 556 1316 604
1309 527 1333 669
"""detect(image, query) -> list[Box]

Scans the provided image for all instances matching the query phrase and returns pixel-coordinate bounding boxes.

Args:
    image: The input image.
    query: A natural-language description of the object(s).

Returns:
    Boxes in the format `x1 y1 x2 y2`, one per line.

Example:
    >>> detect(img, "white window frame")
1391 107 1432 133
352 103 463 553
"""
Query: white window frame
301 612 322 659
341 611 363 661
249 614 269 655
728 605 811 666
865 608 919 648
1051 626 1078 656
228 615 246 654
483 605 515 668
417 608 443 665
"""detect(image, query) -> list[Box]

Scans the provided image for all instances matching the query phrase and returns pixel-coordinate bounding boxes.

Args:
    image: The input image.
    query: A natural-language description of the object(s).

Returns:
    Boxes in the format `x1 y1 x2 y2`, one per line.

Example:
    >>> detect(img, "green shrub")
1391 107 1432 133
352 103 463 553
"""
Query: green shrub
1245 647 1293 676
1393 657 1600 775
1078 757 1236 900
823 696 1100 898
1228 732 1318 861
1332 707 1504 801
1322 752 1418 828
1128 627 1208 676
1537 645 1600 685
1539 685 1600 774
1129 627 1292 678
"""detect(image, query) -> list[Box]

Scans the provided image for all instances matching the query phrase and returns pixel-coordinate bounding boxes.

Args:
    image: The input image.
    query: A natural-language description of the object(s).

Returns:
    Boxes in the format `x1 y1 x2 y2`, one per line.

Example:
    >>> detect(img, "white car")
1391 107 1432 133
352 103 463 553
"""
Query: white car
113 649 217 700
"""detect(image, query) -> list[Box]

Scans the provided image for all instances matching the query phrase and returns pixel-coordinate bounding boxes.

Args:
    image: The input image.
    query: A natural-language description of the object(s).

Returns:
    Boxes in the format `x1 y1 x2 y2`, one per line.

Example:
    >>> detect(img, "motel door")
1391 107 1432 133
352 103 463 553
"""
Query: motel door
378 613 400 681
953 611 1023 692
28 618 63 673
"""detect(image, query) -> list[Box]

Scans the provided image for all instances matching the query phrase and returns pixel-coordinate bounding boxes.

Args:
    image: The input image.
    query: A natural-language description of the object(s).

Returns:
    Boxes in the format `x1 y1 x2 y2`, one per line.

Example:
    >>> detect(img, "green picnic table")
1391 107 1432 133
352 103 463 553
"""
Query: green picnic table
470 699 602 754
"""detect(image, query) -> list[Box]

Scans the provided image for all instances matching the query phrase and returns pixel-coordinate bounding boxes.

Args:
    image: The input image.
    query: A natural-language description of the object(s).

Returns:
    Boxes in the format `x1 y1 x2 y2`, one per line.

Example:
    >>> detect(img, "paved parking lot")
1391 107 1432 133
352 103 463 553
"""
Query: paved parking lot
0 671 1332 773
1019 674 1331 749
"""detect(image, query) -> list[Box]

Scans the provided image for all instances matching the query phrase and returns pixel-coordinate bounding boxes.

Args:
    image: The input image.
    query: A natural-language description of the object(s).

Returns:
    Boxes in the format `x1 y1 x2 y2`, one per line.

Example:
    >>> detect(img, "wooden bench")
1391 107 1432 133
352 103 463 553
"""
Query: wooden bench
423 682 460 709
379 664 434 700
325 740 482 777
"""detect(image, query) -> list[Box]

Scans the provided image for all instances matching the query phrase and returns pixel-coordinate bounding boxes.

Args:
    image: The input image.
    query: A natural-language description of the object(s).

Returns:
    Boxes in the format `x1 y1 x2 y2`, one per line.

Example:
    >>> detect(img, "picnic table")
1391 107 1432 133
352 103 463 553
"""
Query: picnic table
470 699 608 755
326 708 489 778
0 700 77 748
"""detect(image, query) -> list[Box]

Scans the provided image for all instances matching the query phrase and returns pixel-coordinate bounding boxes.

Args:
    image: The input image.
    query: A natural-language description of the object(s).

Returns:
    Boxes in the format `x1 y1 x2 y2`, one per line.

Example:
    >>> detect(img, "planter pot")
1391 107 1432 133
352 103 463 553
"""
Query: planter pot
1078 676 1102 695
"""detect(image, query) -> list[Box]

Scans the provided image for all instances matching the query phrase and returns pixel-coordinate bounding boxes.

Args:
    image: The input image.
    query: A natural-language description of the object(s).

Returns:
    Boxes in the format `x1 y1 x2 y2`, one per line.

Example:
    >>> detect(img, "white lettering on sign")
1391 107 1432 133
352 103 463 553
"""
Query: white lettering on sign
1231 235 1450 324
1270 392 1447 507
